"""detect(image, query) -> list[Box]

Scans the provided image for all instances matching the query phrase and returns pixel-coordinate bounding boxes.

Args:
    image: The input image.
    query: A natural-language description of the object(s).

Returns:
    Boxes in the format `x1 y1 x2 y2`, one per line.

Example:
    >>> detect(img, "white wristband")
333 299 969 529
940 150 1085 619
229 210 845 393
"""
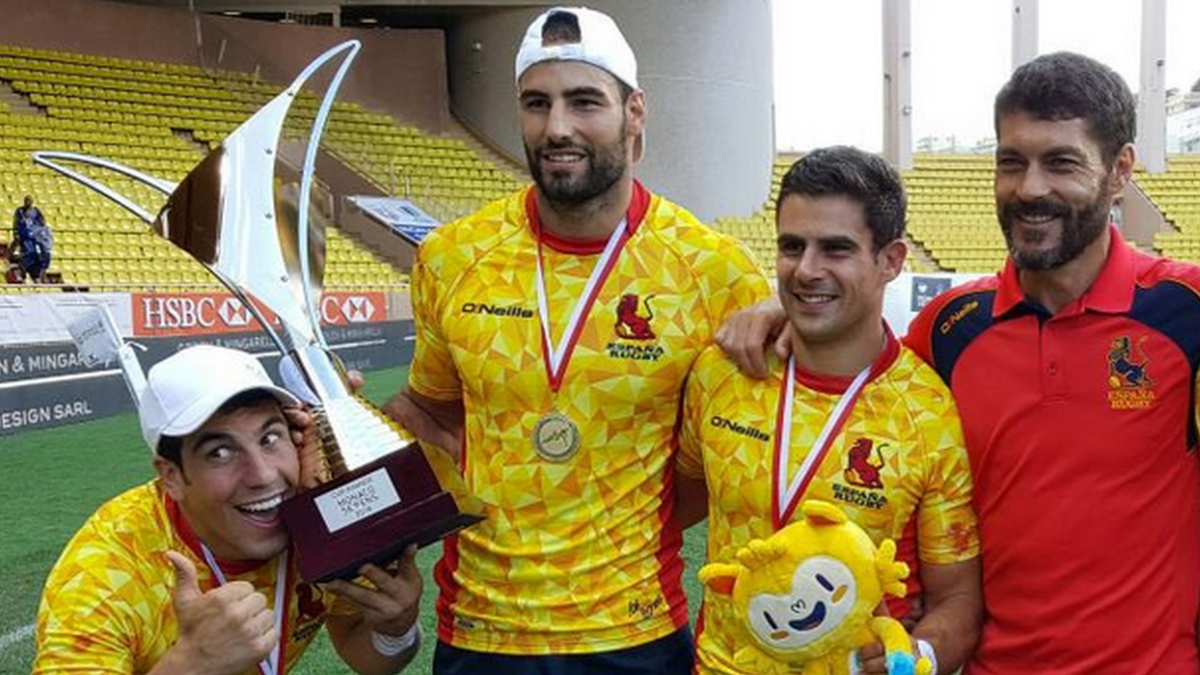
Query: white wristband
371 622 421 657
916 638 938 675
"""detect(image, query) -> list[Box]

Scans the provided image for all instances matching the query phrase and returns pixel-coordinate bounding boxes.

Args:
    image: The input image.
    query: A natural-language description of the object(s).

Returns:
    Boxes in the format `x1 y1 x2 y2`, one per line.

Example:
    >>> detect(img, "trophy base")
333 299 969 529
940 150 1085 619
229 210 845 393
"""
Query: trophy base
280 442 484 583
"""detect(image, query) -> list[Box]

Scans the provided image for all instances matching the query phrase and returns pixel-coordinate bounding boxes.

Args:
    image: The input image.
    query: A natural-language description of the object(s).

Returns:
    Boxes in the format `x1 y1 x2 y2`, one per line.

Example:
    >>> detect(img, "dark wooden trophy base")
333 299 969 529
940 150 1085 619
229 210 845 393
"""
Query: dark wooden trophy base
280 442 483 583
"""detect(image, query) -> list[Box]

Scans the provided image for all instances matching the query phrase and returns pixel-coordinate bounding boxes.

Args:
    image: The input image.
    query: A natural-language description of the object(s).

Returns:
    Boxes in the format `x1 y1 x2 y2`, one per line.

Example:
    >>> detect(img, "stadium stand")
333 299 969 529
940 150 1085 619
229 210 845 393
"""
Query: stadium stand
0 43 523 292
26 43 1195 283
903 154 1006 273
1139 155 1200 262
710 154 942 273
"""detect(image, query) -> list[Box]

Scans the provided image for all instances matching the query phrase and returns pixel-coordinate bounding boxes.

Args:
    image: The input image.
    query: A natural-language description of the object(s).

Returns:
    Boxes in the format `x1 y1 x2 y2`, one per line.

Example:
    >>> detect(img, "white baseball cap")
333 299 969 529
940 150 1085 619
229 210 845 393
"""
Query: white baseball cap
139 345 299 454
515 6 638 90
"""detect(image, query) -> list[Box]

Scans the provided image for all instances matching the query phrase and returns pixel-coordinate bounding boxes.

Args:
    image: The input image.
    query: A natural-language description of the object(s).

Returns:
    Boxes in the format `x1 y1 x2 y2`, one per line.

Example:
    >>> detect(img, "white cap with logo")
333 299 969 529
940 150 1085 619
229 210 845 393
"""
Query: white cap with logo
515 6 638 90
139 345 299 453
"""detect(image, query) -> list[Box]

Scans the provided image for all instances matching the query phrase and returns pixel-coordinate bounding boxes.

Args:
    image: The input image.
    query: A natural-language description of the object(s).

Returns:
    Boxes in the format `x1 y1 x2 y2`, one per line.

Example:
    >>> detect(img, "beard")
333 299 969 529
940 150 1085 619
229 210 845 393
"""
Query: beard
525 125 628 209
999 187 1111 272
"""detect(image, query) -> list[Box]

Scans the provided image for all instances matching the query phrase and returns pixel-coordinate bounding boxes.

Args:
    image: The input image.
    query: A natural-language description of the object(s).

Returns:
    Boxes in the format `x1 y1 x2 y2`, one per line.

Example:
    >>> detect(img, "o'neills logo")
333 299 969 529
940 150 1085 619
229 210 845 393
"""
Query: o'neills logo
461 302 533 318
939 300 980 335
710 415 769 442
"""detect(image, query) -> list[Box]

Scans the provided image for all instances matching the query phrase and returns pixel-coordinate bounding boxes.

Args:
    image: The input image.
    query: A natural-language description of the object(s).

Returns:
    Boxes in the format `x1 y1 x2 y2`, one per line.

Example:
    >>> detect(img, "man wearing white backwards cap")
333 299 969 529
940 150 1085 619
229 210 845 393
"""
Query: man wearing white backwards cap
386 6 770 674
34 345 423 675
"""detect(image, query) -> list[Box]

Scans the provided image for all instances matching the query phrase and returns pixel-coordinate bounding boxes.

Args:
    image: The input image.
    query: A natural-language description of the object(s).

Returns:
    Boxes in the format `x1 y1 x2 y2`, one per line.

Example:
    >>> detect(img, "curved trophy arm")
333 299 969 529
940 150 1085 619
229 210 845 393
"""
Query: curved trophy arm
31 151 178 224
163 38 361 354
294 40 361 349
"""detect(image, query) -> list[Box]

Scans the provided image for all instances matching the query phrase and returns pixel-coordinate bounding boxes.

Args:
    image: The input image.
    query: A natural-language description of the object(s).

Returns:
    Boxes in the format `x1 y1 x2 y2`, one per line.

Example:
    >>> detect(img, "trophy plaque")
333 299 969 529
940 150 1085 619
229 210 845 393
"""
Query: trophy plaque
35 40 483 582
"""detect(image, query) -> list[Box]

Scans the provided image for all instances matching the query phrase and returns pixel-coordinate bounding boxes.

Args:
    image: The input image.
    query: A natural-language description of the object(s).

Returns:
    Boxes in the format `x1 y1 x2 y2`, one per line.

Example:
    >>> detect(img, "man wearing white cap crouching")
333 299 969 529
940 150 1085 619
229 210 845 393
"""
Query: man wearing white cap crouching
34 345 423 675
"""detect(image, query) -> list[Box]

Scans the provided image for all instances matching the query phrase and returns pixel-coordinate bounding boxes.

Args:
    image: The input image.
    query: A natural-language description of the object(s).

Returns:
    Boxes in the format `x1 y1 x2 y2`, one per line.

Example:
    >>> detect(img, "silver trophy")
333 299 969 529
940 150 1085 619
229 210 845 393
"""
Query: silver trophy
35 40 482 582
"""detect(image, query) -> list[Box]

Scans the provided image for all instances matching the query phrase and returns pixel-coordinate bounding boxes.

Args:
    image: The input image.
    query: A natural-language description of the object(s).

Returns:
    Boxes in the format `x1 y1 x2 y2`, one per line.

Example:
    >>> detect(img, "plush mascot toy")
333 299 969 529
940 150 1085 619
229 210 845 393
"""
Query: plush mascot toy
698 500 932 675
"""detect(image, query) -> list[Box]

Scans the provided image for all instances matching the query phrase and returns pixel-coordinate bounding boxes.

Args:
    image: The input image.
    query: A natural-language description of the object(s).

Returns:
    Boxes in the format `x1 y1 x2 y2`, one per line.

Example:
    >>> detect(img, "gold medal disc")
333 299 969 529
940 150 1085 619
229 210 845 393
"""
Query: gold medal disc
532 411 581 462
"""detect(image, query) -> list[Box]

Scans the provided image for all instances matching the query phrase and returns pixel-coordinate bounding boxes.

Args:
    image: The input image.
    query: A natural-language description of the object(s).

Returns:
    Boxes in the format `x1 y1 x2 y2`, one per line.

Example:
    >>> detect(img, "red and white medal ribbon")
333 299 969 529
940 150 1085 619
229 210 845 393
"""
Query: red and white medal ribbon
534 218 631 392
772 355 872 530
200 543 289 675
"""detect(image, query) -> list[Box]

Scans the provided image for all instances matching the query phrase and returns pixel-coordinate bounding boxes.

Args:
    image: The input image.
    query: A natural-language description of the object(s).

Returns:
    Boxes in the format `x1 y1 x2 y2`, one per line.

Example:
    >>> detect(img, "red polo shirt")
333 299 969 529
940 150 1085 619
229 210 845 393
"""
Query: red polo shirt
906 228 1200 675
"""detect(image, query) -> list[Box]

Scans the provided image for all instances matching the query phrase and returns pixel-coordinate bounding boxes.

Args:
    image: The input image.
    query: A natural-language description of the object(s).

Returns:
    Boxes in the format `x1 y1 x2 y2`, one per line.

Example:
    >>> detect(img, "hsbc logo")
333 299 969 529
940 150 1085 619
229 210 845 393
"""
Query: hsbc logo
218 298 251 327
321 295 376 324
141 297 221 329
135 292 381 335
139 296 262 331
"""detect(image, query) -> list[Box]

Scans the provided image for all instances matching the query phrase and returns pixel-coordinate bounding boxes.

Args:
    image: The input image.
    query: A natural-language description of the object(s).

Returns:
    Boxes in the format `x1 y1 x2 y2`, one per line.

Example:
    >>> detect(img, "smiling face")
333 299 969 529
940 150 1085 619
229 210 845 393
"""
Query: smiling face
994 112 1131 271
747 556 857 650
776 194 905 348
155 398 298 562
518 61 644 209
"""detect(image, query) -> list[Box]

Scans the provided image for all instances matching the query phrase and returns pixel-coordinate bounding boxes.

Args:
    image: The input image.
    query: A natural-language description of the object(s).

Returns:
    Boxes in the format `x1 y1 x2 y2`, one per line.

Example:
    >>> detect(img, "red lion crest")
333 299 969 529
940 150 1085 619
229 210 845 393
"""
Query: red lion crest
843 438 885 489
614 293 656 340
295 583 325 622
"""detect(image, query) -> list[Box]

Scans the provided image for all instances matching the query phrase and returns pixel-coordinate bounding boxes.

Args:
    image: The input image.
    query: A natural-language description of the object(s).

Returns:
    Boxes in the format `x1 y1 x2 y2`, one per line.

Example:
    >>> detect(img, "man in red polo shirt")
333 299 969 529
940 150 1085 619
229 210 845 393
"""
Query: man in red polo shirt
904 52 1200 674
719 51 1200 674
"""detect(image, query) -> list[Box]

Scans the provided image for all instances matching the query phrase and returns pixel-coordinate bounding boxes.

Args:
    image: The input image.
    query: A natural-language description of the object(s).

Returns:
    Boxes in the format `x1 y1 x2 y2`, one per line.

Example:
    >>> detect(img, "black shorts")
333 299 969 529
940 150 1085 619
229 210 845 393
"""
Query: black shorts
433 628 694 675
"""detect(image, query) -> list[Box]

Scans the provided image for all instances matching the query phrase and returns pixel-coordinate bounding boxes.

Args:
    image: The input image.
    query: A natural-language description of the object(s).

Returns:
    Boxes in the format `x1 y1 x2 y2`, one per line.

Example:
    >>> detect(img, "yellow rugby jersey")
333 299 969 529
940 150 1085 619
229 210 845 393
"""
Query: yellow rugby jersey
409 182 770 654
679 338 979 675
34 480 331 675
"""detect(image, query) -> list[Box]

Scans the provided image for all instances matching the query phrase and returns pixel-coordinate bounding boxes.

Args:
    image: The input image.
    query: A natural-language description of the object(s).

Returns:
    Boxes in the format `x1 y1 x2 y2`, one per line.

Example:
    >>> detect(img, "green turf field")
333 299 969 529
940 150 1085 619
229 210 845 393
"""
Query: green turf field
0 366 708 675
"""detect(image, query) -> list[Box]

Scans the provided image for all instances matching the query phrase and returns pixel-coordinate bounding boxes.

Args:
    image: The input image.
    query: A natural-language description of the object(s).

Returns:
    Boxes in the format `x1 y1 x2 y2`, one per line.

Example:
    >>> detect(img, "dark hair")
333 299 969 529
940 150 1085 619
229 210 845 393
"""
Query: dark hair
542 10 582 44
775 146 907 251
155 389 282 464
994 51 1135 164
539 10 634 103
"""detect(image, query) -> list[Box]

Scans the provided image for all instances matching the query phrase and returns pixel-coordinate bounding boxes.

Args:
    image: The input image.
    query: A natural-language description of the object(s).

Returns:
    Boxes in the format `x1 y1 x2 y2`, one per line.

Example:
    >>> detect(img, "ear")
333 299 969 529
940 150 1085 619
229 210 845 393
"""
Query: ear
698 563 743 596
154 456 186 501
625 89 646 161
1108 142 1135 195
877 238 907 283
625 89 646 132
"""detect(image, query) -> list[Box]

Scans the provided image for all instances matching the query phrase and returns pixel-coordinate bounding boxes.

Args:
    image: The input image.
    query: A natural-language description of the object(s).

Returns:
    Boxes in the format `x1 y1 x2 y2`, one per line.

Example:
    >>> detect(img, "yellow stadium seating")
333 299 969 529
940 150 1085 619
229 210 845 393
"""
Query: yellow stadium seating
1138 156 1200 263
0 43 521 293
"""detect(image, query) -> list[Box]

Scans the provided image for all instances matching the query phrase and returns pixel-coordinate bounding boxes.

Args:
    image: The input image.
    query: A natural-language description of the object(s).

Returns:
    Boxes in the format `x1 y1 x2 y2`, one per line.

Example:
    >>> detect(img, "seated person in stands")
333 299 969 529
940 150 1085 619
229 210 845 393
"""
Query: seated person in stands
33 345 424 675
12 195 52 283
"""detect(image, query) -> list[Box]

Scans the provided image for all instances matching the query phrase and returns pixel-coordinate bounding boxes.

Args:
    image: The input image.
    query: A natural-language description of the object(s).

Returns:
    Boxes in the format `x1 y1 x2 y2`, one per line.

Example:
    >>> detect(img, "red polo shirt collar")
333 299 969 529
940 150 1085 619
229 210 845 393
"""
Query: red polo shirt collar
526 180 651 254
992 225 1135 319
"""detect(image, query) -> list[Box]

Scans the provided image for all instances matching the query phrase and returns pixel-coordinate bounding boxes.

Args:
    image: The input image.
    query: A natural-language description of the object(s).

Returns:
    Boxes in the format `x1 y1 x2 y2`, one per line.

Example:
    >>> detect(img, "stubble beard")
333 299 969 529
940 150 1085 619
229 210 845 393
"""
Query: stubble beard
526 121 628 212
999 181 1111 272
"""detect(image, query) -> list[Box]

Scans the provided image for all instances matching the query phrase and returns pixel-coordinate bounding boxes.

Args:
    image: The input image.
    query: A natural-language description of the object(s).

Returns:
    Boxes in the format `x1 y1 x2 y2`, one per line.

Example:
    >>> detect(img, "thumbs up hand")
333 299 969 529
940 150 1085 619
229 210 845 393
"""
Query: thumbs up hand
151 551 279 675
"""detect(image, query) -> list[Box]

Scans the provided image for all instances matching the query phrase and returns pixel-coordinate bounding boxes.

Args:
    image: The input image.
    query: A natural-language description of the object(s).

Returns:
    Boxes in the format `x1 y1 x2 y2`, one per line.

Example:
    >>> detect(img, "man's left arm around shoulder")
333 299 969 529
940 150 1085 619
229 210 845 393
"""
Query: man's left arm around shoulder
324 545 424 675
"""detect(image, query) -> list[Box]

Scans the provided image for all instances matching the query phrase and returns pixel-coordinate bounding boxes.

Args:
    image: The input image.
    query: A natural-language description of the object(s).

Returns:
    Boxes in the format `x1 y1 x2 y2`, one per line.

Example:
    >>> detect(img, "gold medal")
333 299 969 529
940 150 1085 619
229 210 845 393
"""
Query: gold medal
532 410 581 462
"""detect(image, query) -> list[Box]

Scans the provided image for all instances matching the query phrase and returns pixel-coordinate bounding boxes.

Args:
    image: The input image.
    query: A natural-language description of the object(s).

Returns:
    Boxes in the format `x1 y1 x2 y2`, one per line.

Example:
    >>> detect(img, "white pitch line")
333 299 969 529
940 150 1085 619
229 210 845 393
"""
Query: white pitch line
0 623 34 653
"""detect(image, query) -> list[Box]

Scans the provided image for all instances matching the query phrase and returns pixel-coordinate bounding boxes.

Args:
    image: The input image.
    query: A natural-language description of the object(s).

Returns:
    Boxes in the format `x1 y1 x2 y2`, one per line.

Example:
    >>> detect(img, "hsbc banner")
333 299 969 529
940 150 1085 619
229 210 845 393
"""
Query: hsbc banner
0 320 414 437
132 291 385 338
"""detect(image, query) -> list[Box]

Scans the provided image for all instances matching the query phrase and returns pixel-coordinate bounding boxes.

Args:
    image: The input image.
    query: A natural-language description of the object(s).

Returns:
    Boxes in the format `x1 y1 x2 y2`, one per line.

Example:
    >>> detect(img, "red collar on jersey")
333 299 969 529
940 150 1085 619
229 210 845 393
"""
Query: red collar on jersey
527 180 652 254
792 324 901 395
164 492 273 576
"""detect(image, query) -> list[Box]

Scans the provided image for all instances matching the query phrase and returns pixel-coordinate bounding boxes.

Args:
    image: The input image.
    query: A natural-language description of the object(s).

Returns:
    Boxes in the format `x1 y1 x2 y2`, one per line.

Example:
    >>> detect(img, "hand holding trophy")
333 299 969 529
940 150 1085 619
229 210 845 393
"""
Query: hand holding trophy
36 40 483 583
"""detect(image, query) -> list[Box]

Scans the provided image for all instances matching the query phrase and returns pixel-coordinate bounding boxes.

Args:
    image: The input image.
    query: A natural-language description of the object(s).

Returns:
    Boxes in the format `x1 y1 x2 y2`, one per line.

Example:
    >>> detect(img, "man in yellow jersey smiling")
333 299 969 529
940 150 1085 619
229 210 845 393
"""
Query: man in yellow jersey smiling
385 6 770 674
680 147 982 675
